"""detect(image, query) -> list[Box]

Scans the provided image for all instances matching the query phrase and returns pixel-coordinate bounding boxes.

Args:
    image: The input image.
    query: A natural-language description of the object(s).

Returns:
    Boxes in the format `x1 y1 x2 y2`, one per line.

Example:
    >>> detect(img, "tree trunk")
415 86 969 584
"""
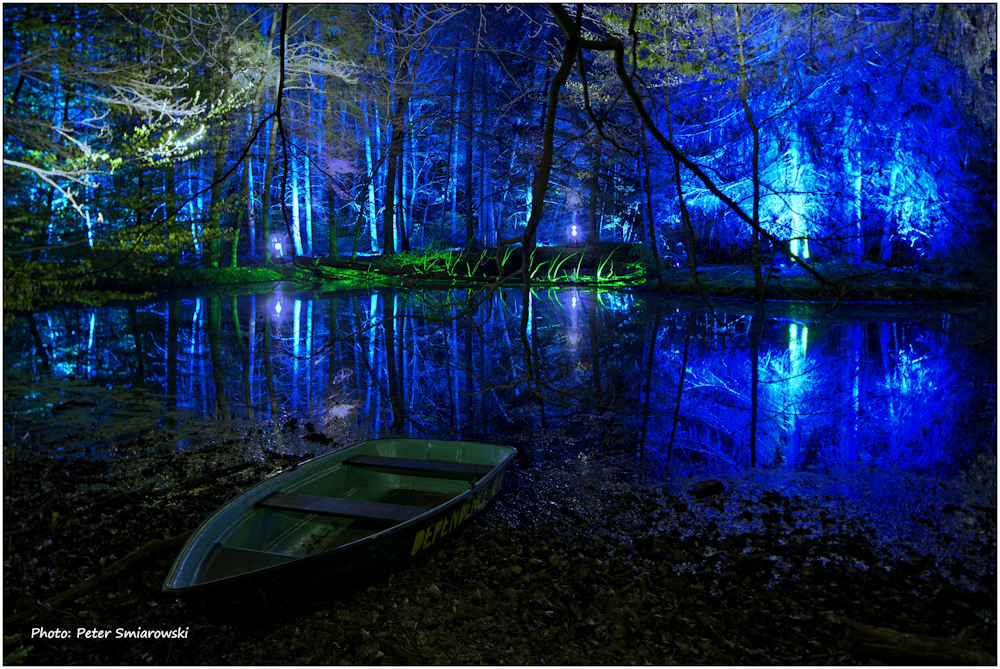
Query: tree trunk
639 122 666 283
444 53 460 244
325 96 339 258
246 110 257 258
164 164 179 266
383 126 400 256
303 153 313 256
205 16 232 269
361 99 380 255
464 41 477 250
261 112 279 265
290 143 303 255
588 144 602 242
735 6 764 297
381 5 414 257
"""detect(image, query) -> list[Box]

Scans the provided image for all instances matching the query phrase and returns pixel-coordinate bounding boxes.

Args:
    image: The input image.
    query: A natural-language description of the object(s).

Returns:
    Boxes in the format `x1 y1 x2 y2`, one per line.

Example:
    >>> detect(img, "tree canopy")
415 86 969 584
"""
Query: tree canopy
4 3 995 311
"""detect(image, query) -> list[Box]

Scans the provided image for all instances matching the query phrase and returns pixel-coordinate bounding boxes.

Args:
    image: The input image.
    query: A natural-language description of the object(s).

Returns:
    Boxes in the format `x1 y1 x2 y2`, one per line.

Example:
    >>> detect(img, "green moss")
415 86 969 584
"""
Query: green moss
186 266 285 285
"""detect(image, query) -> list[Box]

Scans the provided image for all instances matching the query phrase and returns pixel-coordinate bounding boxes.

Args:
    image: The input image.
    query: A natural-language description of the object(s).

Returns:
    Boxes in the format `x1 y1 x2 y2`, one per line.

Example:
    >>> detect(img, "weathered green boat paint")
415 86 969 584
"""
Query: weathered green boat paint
163 439 515 608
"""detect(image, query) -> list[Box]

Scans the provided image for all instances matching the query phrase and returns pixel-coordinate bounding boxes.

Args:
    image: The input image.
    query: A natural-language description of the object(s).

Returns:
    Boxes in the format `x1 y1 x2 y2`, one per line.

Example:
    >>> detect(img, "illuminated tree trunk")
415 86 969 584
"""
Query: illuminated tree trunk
735 5 764 296
783 135 810 262
479 101 489 247
188 161 202 258
663 82 710 308
639 121 667 283
290 148 303 256
464 44 476 250
361 100 380 254
397 119 409 253
246 114 256 259
842 106 864 263
325 96 338 258
252 9 279 263
383 126 401 257
588 145 602 242
26 312 51 372
381 5 415 258
881 133 903 265
233 109 257 268
164 164 179 266
303 153 313 256
166 298 179 406
204 13 232 269
444 53 460 244
261 112 279 265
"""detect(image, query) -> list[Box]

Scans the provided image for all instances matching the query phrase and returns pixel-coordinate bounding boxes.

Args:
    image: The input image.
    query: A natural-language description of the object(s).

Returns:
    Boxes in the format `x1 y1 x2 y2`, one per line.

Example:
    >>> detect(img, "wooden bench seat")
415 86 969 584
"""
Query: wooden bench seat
256 491 426 524
344 455 493 479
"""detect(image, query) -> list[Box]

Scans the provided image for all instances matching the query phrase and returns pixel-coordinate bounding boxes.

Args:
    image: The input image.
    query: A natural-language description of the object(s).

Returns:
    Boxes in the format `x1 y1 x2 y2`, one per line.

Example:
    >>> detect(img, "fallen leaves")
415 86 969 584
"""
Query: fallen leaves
3 431 995 665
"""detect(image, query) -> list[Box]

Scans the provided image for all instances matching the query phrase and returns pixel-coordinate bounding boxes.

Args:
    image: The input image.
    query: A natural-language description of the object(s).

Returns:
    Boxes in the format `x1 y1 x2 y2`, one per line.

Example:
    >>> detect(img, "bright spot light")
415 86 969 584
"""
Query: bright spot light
570 225 578 237
275 299 282 315
274 242 282 257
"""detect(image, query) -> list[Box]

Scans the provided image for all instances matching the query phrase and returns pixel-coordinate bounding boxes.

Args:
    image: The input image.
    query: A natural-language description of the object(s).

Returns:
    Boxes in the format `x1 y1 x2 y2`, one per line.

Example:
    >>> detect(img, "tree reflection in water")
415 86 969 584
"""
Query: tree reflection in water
4 287 993 475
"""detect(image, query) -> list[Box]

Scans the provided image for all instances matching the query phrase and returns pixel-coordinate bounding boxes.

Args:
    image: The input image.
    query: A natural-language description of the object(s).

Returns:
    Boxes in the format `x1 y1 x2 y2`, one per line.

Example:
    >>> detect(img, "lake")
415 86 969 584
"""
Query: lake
4 284 994 479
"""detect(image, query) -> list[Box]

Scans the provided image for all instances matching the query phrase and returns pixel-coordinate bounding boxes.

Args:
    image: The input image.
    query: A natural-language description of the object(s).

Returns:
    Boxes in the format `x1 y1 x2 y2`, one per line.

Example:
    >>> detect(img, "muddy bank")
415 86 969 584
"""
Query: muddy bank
3 418 995 665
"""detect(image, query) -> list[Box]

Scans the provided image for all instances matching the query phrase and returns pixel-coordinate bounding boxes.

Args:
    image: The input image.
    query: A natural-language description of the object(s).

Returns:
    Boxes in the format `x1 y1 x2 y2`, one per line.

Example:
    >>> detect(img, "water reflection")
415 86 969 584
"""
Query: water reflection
4 287 994 475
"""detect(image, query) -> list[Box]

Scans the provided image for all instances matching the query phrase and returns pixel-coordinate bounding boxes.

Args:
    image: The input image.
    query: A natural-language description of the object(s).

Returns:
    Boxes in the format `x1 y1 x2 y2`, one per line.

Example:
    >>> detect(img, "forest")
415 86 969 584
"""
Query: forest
3 5 998 665
3 3 996 310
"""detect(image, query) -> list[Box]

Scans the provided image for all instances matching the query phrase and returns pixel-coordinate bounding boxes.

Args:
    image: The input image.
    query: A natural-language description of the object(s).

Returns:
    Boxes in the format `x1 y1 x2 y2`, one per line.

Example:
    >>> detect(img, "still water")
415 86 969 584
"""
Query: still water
3 285 995 476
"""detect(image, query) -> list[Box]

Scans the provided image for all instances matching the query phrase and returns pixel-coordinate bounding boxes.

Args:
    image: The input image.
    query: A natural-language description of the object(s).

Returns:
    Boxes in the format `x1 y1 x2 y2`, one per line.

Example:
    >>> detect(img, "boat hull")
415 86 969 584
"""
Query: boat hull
163 439 515 609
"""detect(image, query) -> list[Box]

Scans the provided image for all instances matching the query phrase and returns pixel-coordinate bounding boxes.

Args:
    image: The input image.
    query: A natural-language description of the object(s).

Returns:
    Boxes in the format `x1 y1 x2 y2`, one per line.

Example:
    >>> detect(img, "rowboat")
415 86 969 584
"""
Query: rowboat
163 438 516 608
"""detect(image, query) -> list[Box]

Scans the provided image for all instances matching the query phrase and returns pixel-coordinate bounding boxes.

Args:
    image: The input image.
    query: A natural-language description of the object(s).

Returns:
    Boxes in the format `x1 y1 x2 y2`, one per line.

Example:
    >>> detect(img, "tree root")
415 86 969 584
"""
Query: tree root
4 531 191 626
829 614 996 665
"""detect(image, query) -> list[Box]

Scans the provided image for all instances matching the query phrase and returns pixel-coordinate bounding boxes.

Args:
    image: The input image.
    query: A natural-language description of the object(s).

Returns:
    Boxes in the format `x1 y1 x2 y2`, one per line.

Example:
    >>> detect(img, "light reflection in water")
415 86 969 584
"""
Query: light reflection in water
3 288 993 475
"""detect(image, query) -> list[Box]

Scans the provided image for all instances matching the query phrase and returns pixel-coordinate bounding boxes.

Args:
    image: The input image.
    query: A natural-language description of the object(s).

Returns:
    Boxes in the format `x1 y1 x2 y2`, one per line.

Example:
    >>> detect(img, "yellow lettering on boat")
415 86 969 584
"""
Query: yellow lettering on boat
410 482 504 558
432 519 446 542
421 522 436 550
411 530 425 556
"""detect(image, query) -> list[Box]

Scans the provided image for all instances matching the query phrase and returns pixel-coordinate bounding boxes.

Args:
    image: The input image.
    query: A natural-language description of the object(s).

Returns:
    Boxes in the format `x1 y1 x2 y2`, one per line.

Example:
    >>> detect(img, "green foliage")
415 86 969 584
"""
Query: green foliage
187 266 284 285
388 250 463 275
4 635 32 665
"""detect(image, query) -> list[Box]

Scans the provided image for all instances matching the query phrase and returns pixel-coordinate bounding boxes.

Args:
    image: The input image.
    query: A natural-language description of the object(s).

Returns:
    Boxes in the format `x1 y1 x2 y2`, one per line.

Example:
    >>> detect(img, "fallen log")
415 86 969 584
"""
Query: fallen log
828 614 996 665
4 531 191 626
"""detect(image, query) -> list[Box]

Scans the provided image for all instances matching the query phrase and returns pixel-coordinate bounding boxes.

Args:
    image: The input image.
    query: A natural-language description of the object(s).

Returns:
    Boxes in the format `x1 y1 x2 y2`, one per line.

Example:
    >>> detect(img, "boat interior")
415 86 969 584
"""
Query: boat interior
196 454 492 584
